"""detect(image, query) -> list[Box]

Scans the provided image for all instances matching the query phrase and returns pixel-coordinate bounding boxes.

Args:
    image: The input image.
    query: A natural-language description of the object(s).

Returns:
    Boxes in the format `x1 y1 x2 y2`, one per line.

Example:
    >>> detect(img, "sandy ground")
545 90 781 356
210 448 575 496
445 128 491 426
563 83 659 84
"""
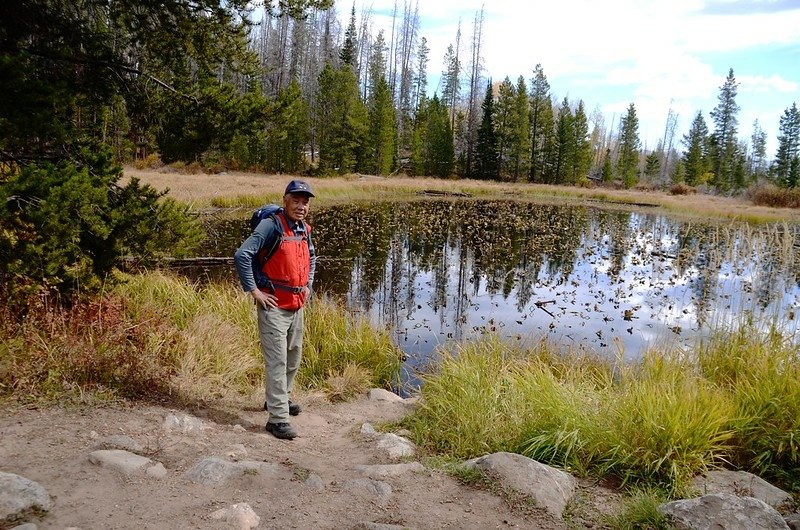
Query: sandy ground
0 394 622 529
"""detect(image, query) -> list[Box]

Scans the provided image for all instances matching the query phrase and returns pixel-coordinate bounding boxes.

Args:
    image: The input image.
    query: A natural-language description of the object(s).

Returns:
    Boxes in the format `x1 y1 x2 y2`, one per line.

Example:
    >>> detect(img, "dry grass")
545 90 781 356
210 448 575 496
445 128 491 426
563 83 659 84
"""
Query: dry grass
123 166 800 223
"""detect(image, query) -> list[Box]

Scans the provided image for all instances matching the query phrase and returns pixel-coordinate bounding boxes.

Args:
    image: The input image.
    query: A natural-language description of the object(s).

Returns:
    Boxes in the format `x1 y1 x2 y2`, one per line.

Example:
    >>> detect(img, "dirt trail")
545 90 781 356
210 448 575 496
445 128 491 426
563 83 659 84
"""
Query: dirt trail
1 393 618 529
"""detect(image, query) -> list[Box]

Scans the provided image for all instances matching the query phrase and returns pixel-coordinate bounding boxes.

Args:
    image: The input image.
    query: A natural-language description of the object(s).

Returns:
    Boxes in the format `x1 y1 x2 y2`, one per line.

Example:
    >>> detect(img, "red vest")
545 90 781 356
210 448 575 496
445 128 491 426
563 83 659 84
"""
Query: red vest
260 213 311 310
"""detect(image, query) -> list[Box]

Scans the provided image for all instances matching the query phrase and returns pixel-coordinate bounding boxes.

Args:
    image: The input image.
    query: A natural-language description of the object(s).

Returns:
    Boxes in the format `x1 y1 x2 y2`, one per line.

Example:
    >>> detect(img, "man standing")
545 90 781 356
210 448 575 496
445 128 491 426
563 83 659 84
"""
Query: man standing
234 180 316 440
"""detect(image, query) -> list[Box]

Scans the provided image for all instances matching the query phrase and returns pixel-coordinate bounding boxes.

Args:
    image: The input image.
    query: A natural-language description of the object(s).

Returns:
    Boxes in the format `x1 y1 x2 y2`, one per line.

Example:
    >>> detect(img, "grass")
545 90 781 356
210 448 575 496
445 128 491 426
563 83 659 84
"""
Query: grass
0 271 402 407
401 325 800 497
122 166 800 224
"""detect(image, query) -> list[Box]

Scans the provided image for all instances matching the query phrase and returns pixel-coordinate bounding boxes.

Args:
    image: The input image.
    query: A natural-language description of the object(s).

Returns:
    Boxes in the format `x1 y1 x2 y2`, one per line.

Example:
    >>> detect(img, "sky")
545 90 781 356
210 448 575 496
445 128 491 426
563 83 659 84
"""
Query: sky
343 0 800 155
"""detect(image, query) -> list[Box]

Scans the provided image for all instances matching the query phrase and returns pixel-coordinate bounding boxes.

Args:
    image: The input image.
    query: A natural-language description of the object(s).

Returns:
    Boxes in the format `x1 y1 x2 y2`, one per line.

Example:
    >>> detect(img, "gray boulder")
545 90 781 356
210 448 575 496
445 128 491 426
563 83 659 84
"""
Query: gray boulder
463 452 575 519
659 492 789 530
0 472 52 521
692 470 793 509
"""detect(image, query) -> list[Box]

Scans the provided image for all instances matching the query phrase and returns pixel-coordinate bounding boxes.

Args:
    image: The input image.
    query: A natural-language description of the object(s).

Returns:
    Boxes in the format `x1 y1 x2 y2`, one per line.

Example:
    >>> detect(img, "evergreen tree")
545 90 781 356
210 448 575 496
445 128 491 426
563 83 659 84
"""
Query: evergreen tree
423 94 455 177
474 80 499 180
709 68 741 191
494 77 516 179
682 111 711 186
367 76 397 175
773 102 800 188
554 97 575 185
529 64 554 183
339 4 358 70
601 149 614 182
572 100 591 183
315 63 367 174
616 103 641 188
644 151 661 180
749 119 769 181
511 76 531 181
265 80 309 173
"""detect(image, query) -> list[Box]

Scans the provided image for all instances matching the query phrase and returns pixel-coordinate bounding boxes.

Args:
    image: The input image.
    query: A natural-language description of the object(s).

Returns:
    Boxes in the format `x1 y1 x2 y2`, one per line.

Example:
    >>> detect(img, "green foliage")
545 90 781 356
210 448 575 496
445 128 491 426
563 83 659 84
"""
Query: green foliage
608 487 673 530
412 95 454 178
474 80 499 180
0 153 202 300
772 103 800 188
315 64 368 174
405 322 800 494
617 103 641 189
265 80 309 173
301 295 404 390
529 64 555 183
366 77 397 175
710 69 742 192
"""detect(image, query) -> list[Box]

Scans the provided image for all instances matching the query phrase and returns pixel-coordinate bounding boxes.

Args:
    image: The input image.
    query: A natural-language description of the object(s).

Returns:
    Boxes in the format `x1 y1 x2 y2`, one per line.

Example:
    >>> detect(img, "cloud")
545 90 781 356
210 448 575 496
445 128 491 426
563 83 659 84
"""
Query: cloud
701 0 800 15
738 74 799 93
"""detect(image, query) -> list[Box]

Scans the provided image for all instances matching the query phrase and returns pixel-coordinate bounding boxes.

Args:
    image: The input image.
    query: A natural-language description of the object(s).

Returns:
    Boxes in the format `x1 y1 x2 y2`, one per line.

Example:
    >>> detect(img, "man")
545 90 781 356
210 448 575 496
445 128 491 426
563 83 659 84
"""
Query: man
234 180 316 440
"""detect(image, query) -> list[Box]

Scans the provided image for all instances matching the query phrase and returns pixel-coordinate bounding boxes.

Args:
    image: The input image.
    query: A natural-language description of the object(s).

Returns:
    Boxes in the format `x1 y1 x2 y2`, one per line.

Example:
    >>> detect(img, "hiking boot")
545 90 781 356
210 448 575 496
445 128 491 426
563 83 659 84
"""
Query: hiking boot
265 422 297 440
263 400 302 416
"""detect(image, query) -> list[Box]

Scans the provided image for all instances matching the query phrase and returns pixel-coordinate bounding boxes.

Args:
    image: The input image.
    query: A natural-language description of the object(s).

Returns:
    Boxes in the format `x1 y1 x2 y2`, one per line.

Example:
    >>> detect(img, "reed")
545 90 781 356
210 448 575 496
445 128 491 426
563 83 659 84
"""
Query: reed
405 324 799 495
1 271 402 405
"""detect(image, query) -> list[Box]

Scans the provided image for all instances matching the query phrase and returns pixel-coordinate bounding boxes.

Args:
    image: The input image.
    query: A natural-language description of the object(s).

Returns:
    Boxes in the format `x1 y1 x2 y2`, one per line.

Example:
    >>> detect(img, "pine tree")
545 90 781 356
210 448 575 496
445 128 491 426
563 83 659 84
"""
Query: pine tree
474 80 499 180
424 94 455 177
644 151 660 180
572 100 591 183
511 76 531 181
315 63 367 174
709 68 741 192
554 97 575 185
367 76 397 175
494 77 516 179
773 102 800 188
265 80 309 173
682 111 711 186
529 64 553 183
339 4 358 70
749 119 769 181
616 103 641 188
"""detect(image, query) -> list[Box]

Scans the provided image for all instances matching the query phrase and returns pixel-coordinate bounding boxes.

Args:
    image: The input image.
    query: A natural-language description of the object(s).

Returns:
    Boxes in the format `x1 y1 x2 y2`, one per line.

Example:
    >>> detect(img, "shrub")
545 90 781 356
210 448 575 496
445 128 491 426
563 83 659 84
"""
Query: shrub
669 183 694 195
749 183 800 208
0 151 203 303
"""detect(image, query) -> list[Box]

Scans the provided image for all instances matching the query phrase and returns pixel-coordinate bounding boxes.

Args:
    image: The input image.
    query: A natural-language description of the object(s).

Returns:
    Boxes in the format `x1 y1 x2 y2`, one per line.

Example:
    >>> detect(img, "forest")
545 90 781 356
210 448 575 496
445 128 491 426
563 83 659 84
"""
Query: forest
2 0 799 188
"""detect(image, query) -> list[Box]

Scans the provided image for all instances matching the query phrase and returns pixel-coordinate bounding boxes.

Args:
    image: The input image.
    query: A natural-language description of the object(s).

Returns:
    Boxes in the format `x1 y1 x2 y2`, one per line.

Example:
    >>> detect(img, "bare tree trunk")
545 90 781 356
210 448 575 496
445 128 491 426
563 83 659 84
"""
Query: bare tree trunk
464 7 483 178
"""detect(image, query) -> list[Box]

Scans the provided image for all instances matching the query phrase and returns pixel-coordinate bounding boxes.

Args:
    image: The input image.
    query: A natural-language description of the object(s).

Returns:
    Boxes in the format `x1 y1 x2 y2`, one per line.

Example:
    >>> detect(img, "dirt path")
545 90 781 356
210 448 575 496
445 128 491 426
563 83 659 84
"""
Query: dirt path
0 393 617 529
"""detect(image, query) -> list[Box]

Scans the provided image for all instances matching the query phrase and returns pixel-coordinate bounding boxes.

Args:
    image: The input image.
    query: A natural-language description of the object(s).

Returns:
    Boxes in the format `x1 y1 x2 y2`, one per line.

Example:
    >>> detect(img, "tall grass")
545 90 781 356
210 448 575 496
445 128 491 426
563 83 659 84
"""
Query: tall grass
1 271 402 405
404 325 800 496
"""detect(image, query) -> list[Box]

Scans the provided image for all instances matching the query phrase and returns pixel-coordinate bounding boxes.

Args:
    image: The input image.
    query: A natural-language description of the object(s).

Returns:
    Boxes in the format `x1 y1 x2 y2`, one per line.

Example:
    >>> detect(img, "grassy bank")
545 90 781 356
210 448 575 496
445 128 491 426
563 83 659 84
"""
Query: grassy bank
123 166 800 224
402 328 800 497
0 271 403 407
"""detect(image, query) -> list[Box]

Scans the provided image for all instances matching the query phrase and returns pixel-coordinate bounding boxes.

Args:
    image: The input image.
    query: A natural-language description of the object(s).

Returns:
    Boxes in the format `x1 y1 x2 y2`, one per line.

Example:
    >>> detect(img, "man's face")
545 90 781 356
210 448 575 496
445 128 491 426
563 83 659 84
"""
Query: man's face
283 193 310 222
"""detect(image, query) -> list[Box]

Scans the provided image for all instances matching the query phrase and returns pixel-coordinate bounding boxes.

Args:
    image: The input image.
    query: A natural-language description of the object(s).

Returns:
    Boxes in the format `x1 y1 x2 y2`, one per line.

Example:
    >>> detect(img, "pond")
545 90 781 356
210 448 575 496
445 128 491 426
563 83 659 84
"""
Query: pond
193 199 800 379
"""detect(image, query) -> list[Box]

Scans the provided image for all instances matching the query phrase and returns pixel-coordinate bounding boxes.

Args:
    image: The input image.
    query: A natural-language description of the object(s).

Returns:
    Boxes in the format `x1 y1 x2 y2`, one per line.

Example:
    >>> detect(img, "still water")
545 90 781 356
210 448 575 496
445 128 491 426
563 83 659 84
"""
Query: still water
197 199 800 374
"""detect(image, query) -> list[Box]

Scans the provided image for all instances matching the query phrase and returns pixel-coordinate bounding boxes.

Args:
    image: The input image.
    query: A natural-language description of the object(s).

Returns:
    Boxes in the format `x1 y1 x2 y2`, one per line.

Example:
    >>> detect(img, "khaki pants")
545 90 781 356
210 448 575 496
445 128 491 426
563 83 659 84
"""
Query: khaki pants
258 305 304 423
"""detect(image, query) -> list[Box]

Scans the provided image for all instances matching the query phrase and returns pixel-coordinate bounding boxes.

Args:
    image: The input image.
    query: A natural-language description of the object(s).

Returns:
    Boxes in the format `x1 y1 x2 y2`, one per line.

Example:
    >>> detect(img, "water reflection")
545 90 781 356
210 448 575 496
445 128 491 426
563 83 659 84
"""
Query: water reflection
197 199 800 373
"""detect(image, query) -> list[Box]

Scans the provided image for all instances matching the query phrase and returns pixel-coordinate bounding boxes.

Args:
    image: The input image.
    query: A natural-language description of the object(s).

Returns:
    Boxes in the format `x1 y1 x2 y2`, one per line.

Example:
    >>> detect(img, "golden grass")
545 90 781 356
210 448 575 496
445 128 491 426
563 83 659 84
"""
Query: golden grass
122 166 800 223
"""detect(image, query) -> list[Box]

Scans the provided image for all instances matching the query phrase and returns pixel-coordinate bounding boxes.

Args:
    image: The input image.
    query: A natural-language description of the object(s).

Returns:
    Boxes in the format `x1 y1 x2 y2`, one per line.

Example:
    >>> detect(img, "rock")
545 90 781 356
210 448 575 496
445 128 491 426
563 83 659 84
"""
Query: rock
10 523 38 530
87 449 155 476
360 422 376 436
692 470 793 509
786 514 800 530
90 434 144 454
183 457 289 485
344 478 392 503
376 433 415 460
368 388 404 402
659 492 789 530
0 471 52 520
223 444 248 460
163 412 207 433
232 424 247 433
146 462 168 479
357 462 424 479
463 452 575 520
305 473 325 490
209 502 260 529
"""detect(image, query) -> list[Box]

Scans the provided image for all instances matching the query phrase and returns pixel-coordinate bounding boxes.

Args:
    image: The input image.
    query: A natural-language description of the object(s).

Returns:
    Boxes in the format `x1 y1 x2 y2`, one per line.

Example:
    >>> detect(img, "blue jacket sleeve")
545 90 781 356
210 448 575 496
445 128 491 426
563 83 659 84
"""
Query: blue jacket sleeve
233 218 279 293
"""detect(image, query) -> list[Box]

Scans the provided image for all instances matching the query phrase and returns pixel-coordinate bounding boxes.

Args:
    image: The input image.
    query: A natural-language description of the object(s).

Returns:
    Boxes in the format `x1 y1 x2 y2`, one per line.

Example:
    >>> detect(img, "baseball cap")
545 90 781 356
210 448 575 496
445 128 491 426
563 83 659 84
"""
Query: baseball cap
284 179 315 197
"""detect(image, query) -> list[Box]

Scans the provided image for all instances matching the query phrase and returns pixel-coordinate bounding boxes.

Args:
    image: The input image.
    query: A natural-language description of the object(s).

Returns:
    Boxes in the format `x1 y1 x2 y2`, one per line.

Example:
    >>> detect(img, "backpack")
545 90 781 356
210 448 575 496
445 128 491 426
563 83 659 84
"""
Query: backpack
249 204 284 273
